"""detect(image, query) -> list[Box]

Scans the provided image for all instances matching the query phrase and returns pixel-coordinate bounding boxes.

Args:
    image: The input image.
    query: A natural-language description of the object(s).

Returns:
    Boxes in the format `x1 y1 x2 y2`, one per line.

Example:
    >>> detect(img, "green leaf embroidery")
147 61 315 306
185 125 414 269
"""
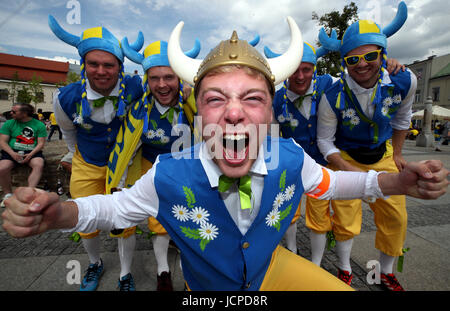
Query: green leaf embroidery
180 226 201 239
274 222 281 232
127 94 132 103
150 119 158 130
200 239 210 251
183 186 196 208
279 170 286 192
279 203 292 221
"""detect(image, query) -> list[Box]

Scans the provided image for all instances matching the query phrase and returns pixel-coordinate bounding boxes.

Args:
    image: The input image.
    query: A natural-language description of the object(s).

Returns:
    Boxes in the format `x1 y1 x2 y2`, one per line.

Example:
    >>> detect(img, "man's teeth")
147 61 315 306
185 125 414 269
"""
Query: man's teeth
224 134 246 141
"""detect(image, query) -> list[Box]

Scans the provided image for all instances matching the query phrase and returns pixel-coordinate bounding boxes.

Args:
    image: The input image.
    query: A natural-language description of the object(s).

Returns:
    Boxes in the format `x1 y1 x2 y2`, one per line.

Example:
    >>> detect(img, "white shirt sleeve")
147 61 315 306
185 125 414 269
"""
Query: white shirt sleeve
66 158 161 233
301 150 385 201
316 94 340 160
390 69 417 130
52 90 77 153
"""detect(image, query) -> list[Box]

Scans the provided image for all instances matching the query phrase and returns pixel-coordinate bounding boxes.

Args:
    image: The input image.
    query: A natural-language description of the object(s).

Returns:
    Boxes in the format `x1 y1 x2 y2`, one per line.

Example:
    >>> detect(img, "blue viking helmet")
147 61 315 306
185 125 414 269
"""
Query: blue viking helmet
48 15 146 62
264 30 336 65
121 36 201 72
318 1 407 56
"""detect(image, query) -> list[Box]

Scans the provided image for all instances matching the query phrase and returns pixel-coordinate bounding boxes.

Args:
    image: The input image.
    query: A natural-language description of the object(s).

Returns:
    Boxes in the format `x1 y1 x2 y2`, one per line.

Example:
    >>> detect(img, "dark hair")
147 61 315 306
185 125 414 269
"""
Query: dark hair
15 103 35 117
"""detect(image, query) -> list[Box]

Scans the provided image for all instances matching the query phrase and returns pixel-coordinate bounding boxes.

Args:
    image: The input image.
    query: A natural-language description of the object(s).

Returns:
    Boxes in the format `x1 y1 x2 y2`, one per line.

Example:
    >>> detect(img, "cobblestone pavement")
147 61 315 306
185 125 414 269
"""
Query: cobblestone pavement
1 139 449 291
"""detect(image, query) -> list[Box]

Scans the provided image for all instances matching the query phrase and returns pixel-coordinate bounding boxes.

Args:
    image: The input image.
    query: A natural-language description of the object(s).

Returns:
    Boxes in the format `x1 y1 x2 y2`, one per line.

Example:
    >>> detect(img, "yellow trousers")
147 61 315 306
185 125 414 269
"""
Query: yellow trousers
71 149 136 239
185 245 353 291
306 146 407 256
142 158 169 235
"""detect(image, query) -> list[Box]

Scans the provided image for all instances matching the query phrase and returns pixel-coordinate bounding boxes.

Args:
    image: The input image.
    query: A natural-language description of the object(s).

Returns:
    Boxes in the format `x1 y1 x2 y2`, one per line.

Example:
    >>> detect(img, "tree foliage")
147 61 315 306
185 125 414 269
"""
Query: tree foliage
312 2 359 76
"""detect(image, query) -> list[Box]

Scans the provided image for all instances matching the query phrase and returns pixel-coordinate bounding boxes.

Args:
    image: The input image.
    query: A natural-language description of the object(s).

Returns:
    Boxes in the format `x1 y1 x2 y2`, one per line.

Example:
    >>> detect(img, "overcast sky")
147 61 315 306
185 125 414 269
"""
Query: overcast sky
0 0 449 75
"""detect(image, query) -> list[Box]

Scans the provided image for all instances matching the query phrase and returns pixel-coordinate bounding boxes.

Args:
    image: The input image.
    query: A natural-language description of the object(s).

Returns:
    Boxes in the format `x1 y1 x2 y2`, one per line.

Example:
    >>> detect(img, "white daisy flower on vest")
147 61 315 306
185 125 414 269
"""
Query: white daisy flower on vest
155 128 165 138
146 130 156 139
190 206 210 225
273 192 285 209
284 184 296 201
350 115 360 126
383 97 393 107
161 136 170 144
381 106 389 116
393 94 401 104
290 119 299 127
277 114 286 123
266 209 280 227
172 205 189 222
345 108 356 119
199 222 219 240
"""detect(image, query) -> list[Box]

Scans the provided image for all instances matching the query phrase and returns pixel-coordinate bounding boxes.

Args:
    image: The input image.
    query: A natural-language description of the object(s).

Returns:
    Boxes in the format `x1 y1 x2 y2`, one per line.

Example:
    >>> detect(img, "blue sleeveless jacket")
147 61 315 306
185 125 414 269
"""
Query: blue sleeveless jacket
273 75 333 166
58 75 142 166
154 137 305 290
325 70 412 150
141 102 192 164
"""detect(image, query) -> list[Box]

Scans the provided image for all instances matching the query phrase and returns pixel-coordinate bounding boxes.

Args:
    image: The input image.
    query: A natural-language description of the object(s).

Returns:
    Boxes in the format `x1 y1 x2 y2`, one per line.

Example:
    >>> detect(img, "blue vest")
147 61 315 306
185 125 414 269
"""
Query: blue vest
273 75 333 165
325 70 412 150
141 102 191 163
58 75 143 166
154 137 305 290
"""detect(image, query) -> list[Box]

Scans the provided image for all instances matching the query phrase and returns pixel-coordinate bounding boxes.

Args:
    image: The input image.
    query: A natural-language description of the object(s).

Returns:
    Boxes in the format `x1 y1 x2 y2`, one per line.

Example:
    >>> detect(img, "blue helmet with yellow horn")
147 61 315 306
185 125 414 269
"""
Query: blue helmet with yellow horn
264 31 336 117
121 35 201 133
318 1 407 109
48 15 144 122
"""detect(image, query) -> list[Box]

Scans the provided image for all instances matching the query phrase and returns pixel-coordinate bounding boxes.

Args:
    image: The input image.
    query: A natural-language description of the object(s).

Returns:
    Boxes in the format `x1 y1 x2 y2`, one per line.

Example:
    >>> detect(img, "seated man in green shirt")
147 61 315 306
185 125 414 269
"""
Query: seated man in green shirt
0 103 47 207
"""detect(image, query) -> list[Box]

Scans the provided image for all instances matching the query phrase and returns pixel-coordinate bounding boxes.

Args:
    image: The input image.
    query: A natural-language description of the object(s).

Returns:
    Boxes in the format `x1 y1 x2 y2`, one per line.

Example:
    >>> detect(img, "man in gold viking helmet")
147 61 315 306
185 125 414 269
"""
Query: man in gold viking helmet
3 17 449 291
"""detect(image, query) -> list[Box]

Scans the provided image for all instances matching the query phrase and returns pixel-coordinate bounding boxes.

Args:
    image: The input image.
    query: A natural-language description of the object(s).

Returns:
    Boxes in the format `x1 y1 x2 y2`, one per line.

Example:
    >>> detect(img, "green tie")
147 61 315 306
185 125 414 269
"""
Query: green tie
294 94 312 109
92 96 118 108
218 175 252 210
160 106 180 124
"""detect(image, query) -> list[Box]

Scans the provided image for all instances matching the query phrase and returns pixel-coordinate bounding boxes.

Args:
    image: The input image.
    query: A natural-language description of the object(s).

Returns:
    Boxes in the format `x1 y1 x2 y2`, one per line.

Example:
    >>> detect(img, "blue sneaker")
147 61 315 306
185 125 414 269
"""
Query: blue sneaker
80 259 104 291
118 273 136 291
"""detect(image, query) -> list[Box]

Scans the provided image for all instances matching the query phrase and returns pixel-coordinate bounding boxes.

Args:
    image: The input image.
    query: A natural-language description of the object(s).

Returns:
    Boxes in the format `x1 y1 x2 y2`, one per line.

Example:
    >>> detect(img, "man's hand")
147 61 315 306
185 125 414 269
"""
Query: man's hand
380 160 449 199
393 153 407 171
386 58 406 76
1 187 67 238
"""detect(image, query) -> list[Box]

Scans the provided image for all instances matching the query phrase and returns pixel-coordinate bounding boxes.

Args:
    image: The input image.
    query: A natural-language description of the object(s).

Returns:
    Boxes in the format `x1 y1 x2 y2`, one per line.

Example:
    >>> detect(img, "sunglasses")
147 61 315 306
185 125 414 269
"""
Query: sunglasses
344 49 382 66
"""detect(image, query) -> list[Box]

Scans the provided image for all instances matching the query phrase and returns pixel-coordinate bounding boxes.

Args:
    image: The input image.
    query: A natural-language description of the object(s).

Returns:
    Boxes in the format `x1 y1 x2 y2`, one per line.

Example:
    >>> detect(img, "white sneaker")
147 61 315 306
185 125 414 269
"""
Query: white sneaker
1 193 13 208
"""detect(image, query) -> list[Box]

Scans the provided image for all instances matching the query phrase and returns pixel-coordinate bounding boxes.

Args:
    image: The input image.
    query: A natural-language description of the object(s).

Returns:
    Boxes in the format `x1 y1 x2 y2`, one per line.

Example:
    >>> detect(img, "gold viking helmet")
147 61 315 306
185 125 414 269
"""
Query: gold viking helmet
167 16 304 96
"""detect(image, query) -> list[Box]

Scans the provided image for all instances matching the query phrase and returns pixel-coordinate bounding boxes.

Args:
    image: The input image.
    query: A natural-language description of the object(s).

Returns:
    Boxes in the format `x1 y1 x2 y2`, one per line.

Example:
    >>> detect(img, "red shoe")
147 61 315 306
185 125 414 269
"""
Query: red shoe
380 273 405 291
157 271 174 291
337 269 353 286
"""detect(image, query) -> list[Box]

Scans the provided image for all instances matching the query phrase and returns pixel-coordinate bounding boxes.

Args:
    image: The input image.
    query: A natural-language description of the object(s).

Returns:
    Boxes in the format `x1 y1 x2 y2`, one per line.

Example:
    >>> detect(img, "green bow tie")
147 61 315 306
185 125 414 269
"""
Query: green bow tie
160 106 180 124
294 94 312 109
218 175 252 210
92 96 118 108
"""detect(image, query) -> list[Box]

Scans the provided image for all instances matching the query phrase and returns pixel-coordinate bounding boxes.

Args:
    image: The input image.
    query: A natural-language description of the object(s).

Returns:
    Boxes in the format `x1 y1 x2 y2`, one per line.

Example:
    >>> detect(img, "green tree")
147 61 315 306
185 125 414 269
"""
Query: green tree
8 71 20 105
28 73 44 110
312 2 359 76
16 85 32 104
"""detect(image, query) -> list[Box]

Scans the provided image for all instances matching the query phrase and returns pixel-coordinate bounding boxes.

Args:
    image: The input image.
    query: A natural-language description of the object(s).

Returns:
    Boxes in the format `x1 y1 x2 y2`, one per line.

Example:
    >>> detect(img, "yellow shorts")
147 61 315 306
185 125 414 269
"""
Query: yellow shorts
71 149 136 239
186 246 353 291
330 144 406 256
142 157 169 235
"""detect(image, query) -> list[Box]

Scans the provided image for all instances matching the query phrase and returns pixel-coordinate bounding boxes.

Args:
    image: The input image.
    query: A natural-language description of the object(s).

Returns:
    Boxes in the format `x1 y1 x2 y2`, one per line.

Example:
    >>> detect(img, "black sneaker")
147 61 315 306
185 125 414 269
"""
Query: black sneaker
157 271 173 291
118 273 136 291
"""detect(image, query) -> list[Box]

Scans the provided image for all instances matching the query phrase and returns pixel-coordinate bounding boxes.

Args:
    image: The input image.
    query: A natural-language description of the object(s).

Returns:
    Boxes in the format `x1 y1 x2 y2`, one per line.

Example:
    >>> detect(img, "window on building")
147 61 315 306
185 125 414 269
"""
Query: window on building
432 87 440 102
0 89 8 100
415 89 421 103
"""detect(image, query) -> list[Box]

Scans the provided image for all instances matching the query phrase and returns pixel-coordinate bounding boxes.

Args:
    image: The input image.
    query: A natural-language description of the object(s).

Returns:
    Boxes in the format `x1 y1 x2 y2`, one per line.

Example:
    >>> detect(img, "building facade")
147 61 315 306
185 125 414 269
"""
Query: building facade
407 53 450 111
0 53 69 115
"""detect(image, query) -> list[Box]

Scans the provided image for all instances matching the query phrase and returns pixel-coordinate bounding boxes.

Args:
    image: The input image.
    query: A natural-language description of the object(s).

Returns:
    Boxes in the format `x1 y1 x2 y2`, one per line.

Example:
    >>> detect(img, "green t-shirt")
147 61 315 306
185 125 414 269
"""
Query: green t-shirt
0 118 47 151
